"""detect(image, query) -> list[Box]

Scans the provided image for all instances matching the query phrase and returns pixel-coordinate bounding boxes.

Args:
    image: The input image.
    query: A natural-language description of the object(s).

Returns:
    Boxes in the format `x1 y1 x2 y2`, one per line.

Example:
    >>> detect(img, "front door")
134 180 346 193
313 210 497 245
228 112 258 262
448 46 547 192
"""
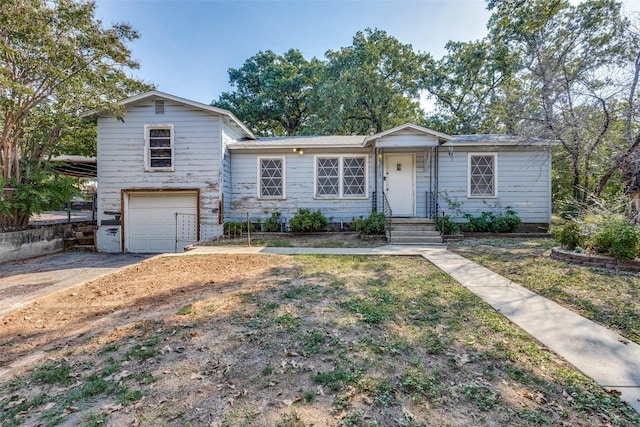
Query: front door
384 154 415 216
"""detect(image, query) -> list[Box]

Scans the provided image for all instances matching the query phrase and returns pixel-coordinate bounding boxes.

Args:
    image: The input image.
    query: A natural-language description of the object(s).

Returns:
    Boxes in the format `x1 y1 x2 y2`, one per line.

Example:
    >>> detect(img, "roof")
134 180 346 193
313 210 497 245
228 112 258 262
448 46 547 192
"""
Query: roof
228 135 367 150
364 123 451 145
50 155 97 178
82 90 256 140
444 134 557 147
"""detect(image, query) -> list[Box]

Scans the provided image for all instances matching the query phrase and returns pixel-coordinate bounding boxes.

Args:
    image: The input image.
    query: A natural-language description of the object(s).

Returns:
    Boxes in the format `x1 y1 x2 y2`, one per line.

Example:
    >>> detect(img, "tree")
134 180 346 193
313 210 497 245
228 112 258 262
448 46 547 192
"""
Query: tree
0 0 150 230
314 28 427 134
422 39 515 134
213 49 323 136
486 0 630 203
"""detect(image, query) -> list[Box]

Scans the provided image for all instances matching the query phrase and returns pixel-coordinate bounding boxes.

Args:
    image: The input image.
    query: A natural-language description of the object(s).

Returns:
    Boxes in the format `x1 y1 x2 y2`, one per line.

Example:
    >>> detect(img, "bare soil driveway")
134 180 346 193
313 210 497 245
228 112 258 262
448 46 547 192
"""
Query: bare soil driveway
0 252 153 318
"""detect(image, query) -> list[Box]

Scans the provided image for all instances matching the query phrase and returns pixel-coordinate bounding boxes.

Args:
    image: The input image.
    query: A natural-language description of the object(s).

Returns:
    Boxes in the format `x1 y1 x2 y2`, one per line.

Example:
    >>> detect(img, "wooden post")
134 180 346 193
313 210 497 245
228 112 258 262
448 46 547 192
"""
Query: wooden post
246 212 251 246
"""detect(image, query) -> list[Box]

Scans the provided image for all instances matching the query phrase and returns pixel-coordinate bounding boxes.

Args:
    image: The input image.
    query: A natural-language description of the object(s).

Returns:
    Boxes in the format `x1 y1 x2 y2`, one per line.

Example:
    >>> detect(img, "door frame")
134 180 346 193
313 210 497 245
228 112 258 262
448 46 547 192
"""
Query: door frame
383 153 416 217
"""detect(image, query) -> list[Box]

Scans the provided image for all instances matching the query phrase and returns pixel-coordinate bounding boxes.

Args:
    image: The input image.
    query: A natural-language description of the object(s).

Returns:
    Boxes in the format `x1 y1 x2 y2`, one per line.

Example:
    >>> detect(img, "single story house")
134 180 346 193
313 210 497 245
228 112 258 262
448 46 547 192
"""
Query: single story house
90 90 553 253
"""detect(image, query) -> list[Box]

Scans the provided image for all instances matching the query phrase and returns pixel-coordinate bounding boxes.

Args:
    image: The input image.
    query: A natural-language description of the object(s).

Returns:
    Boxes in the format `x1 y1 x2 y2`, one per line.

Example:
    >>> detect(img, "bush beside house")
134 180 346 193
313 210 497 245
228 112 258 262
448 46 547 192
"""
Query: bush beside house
552 215 640 261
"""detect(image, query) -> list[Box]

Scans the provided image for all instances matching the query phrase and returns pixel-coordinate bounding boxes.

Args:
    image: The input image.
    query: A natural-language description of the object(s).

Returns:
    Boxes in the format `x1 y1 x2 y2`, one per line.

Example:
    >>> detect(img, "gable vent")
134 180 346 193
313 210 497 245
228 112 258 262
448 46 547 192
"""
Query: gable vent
155 100 165 114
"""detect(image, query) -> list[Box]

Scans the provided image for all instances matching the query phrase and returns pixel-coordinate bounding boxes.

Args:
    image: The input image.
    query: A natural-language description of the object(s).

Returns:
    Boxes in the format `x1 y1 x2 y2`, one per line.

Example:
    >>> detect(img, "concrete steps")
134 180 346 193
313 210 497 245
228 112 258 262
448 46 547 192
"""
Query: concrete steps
387 218 443 245
65 225 96 252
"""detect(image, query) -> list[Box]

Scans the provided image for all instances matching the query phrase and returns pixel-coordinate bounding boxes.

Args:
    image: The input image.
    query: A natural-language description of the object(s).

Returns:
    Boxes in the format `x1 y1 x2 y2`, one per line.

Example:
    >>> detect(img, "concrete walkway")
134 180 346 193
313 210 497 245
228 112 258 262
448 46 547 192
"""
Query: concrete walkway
188 245 640 412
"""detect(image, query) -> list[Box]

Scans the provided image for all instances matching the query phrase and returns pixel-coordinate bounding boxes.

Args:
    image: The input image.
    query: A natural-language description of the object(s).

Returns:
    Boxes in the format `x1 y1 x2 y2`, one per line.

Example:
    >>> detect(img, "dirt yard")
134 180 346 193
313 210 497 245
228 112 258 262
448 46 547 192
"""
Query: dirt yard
0 255 283 370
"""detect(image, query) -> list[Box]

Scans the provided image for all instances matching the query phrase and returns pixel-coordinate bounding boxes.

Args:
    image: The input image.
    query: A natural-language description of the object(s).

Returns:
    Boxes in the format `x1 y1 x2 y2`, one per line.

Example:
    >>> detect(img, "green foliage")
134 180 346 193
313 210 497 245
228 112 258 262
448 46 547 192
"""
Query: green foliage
588 218 640 260
262 211 282 232
213 49 322 136
0 0 151 229
491 207 522 233
33 361 72 386
351 212 386 235
224 220 255 234
462 383 499 411
463 211 494 232
311 369 356 392
463 208 521 233
423 39 514 134
316 28 426 134
288 209 328 232
435 214 459 235
0 172 81 231
552 222 585 250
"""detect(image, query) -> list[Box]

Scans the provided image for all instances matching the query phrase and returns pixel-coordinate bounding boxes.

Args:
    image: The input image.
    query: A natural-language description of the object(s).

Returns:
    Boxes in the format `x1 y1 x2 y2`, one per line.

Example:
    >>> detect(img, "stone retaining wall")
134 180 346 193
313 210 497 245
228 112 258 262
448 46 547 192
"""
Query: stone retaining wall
0 225 74 264
550 247 640 273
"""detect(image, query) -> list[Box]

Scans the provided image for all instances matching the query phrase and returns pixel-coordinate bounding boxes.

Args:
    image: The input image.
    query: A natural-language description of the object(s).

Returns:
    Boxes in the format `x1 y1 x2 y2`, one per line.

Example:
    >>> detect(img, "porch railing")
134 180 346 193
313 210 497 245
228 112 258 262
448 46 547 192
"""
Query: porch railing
382 192 393 242
426 191 439 220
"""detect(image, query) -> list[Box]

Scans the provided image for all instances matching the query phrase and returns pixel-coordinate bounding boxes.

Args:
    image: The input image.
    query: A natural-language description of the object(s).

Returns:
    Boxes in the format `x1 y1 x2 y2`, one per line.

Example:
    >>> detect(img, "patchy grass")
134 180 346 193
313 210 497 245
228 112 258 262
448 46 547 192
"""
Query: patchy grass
202 232 387 248
0 255 638 426
449 238 640 345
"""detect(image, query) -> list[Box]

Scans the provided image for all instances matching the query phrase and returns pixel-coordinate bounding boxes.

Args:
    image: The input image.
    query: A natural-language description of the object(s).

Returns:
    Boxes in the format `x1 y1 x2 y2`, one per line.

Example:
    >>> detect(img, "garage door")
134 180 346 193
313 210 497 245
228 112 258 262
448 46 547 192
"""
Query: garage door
126 192 198 253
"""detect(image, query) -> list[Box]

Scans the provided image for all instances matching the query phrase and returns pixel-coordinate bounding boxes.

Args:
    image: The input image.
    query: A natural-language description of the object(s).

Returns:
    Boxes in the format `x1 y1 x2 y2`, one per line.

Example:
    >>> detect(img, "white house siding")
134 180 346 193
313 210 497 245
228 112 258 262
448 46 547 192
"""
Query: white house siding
96 100 223 252
228 148 375 224
221 125 245 221
437 146 552 223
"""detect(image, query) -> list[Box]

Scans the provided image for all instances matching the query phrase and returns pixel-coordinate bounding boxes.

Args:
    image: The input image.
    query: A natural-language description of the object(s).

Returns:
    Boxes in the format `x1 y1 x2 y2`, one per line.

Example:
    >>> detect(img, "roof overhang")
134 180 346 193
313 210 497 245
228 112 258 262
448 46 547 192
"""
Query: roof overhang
50 155 97 178
81 90 256 140
227 135 367 151
443 134 559 147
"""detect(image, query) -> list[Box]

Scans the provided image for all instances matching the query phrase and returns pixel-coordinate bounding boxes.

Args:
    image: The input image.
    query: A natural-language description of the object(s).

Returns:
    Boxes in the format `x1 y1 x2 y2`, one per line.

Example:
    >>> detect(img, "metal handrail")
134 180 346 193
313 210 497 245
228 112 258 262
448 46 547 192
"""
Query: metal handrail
382 192 393 242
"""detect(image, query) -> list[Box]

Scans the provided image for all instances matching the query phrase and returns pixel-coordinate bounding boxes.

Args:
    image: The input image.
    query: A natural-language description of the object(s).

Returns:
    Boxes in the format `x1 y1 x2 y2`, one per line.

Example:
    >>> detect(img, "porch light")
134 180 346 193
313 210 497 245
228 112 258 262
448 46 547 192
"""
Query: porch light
377 153 383 159
292 147 303 155
448 146 454 158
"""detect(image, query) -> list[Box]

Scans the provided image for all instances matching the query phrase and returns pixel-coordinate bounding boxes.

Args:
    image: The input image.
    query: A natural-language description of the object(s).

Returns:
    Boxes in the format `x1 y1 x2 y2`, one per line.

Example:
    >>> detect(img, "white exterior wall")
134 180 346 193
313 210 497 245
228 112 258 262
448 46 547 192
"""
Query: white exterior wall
228 148 375 224
221 124 245 220
437 146 552 223
96 100 224 252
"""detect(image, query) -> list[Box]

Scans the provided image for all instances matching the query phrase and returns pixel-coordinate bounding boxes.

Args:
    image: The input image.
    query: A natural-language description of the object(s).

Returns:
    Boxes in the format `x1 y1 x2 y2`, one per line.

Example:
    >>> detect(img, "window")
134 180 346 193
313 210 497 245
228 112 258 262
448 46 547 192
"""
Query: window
145 125 174 170
315 155 367 198
316 157 340 196
258 157 285 199
468 153 497 197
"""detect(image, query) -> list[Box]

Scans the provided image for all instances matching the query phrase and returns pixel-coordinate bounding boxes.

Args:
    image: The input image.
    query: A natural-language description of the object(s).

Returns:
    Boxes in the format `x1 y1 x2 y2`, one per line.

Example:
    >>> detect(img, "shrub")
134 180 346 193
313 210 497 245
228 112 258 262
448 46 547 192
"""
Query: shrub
262 211 282 232
462 208 521 233
435 214 459 235
352 212 386 235
491 208 521 233
224 220 254 234
588 218 640 260
552 221 584 250
289 209 328 232
463 211 494 232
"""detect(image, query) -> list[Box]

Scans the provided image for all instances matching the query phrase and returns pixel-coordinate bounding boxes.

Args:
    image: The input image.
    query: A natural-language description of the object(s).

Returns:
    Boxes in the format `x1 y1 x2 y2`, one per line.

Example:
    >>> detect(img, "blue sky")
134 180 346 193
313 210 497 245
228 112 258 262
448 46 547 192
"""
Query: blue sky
94 0 640 109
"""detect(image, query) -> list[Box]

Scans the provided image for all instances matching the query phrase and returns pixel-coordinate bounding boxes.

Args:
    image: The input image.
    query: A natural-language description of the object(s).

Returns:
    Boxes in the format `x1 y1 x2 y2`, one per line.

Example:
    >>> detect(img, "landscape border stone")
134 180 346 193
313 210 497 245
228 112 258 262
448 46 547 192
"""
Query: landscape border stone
550 247 640 273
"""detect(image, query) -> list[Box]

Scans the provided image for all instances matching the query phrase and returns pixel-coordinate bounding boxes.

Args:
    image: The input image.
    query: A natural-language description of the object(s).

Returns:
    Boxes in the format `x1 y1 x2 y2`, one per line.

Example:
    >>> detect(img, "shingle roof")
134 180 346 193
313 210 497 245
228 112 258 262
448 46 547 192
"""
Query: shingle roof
445 134 557 146
228 135 367 149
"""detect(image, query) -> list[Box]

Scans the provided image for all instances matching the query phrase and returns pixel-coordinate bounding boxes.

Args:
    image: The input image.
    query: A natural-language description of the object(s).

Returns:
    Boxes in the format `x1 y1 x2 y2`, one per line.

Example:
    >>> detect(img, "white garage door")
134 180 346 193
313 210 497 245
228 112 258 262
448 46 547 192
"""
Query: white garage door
126 192 198 253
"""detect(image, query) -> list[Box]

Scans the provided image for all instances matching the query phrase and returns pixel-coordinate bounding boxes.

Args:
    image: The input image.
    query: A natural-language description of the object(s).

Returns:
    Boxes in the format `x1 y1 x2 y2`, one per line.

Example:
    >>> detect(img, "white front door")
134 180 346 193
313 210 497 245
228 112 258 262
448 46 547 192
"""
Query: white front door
384 154 415 216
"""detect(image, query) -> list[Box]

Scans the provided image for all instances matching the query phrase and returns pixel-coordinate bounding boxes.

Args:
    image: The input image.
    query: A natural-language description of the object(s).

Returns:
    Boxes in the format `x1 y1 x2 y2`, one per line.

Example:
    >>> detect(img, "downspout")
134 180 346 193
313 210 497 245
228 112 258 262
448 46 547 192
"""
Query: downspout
374 146 378 213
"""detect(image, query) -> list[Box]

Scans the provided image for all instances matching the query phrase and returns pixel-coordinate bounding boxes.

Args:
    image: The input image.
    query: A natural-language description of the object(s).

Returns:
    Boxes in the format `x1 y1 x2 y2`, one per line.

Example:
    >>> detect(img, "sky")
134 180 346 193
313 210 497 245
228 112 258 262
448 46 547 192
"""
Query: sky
94 0 640 108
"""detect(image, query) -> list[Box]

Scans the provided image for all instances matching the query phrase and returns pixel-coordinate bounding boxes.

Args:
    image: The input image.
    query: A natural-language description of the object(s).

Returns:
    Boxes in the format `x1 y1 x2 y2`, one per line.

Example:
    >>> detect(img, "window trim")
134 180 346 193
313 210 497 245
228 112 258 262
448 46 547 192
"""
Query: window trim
314 154 368 199
144 124 174 172
467 152 498 198
257 156 286 200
